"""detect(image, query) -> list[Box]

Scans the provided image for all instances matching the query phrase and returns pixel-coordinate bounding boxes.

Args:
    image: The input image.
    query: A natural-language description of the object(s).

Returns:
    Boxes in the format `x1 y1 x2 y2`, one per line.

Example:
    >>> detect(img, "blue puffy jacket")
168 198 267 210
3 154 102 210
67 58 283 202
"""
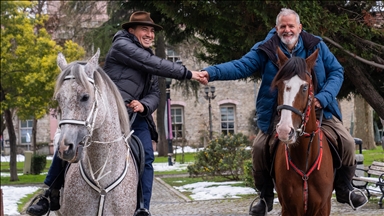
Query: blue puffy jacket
204 28 344 133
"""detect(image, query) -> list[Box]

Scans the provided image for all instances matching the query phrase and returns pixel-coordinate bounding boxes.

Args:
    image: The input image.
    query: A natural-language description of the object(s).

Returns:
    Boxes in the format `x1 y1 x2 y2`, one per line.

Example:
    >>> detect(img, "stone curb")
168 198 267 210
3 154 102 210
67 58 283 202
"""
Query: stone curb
155 177 191 202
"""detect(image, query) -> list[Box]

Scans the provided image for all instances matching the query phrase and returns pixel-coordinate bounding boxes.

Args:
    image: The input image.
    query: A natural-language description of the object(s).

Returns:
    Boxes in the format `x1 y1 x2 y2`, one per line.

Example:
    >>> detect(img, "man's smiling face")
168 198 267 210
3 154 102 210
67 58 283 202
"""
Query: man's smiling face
276 14 302 50
129 25 155 48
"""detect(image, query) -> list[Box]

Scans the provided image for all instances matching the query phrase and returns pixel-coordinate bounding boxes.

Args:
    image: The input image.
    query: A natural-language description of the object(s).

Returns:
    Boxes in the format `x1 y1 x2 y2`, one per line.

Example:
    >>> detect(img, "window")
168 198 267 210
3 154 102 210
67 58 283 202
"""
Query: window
220 105 235 135
171 106 184 139
20 119 33 144
166 48 180 62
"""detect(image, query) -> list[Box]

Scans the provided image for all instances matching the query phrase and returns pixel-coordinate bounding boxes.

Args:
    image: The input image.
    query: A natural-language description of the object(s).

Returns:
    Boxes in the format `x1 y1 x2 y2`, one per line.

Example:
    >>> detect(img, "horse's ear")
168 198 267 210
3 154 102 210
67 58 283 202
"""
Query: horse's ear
57 52 68 70
276 46 288 68
85 48 100 78
305 48 319 71
88 48 100 68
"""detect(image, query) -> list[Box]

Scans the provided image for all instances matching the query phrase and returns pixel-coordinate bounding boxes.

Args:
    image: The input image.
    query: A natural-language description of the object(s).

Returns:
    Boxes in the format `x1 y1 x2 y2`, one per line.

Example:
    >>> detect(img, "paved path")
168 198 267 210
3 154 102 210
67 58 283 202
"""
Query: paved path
150 177 383 216
19 177 383 216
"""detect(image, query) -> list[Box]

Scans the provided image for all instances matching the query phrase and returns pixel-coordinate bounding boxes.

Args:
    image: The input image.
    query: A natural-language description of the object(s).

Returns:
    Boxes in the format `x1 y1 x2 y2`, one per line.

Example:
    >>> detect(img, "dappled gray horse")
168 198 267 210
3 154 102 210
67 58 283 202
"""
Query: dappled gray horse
54 49 138 216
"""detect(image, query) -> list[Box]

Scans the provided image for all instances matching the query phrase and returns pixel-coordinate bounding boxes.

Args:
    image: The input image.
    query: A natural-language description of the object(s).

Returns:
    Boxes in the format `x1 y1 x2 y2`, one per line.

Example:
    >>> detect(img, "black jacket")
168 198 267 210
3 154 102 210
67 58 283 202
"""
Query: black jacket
103 30 192 142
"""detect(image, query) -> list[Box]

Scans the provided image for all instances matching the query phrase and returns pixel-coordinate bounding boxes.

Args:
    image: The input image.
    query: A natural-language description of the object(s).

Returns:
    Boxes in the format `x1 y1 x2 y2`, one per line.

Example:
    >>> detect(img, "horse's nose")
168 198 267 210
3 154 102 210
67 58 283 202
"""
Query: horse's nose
288 128 295 140
59 140 74 154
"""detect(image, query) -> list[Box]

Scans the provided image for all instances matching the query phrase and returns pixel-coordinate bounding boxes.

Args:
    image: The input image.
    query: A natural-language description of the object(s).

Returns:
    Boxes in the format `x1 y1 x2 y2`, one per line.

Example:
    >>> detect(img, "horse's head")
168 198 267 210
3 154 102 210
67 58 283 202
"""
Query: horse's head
54 49 107 162
272 47 319 144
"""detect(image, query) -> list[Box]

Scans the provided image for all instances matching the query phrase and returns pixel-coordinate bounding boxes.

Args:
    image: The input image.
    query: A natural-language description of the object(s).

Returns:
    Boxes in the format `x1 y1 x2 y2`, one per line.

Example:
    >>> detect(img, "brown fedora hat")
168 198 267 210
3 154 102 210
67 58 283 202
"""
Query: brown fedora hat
122 11 163 31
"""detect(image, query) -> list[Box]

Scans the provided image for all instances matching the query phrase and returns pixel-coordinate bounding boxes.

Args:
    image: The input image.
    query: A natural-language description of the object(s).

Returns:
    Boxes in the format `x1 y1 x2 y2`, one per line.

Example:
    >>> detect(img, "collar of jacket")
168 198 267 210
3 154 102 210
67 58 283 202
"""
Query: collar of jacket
258 31 321 65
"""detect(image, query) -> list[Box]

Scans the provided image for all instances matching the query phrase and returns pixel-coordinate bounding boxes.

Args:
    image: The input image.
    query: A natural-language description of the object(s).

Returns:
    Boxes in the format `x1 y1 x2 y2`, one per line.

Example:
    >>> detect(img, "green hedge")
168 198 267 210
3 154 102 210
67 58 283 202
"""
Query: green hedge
187 133 251 181
31 154 47 175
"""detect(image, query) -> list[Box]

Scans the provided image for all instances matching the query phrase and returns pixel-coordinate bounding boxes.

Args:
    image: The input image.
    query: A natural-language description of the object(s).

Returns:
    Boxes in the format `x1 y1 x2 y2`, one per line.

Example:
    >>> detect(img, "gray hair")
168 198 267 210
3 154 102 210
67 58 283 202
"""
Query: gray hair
276 8 300 25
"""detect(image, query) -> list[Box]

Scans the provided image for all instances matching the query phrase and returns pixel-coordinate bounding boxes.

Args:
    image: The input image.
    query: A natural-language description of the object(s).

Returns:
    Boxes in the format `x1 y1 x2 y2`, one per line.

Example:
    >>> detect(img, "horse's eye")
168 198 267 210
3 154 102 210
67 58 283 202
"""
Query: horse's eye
80 94 89 102
302 85 308 92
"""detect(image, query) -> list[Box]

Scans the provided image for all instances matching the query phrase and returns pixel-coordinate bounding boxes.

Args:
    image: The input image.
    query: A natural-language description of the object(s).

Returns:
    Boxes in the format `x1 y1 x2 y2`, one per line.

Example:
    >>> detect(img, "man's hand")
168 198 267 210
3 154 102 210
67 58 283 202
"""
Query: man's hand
191 70 209 85
313 98 322 109
128 100 144 113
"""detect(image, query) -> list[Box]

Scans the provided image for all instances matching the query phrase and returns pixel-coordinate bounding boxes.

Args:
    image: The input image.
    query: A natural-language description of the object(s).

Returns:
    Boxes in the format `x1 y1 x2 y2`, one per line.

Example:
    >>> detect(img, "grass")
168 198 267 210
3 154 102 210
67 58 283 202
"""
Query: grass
356 147 384 165
154 152 196 163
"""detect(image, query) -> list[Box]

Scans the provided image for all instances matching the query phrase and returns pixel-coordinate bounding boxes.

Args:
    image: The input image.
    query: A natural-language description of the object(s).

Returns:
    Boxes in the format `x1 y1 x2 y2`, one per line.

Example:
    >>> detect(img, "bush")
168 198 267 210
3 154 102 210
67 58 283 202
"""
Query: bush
31 154 47 175
243 159 255 189
187 133 251 180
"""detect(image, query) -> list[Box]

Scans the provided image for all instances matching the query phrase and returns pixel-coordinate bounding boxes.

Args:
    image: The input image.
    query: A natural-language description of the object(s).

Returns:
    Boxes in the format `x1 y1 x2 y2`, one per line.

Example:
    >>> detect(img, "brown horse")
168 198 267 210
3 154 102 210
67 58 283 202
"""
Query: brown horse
271 47 334 215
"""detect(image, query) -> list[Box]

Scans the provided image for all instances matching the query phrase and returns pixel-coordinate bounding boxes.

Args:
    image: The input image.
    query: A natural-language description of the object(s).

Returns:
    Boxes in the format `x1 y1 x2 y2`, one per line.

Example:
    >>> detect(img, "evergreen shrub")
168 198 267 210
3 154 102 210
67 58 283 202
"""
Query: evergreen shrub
187 133 251 180
31 154 47 175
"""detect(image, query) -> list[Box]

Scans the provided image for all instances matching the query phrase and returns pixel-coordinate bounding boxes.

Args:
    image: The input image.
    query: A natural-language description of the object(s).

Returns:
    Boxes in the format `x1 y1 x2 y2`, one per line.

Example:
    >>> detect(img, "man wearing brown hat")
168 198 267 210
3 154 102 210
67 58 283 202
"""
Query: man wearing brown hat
103 11 201 214
26 11 202 216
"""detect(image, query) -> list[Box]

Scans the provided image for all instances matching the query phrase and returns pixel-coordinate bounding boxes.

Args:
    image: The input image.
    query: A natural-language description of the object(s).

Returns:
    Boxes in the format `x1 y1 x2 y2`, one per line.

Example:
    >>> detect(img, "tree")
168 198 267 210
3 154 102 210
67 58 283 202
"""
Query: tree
1 1 85 181
354 95 376 149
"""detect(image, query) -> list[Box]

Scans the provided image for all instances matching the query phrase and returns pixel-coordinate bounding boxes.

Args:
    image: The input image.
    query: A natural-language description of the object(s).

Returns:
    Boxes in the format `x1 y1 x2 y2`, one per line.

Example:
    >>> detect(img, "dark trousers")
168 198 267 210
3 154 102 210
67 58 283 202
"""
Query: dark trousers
131 115 154 210
44 150 64 188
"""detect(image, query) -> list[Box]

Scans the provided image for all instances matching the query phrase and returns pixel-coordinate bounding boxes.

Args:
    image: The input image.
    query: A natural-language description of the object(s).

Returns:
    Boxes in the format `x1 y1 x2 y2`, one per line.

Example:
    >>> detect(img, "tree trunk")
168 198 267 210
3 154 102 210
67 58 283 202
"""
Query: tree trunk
4 109 19 181
155 32 167 156
353 95 376 149
345 65 384 120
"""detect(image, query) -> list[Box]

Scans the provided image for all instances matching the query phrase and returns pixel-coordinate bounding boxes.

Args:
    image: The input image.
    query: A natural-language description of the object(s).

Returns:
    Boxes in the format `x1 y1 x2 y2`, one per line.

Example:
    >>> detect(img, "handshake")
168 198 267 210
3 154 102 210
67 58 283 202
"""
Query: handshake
191 70 209 85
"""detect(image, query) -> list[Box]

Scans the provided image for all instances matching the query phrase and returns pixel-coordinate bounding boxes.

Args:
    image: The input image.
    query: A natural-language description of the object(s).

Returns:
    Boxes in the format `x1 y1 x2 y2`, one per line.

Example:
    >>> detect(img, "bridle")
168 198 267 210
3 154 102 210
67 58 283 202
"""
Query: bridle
276 71 314 136
58 75 101 146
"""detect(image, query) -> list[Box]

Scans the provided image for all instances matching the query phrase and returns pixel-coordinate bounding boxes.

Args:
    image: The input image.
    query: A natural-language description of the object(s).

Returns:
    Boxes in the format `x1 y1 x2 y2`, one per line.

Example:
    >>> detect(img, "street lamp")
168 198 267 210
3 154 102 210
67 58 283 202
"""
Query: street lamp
204 85 216 140
165 77 173 166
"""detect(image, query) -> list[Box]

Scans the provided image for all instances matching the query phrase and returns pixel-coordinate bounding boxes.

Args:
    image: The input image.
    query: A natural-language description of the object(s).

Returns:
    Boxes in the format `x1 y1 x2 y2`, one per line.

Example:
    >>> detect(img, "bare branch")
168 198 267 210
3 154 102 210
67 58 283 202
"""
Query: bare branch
322 36 384 70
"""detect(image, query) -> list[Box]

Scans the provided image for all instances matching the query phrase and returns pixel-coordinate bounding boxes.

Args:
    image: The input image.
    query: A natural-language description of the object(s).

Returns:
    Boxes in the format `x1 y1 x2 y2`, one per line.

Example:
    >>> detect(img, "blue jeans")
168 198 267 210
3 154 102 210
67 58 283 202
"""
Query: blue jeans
44 150 65 188
131 115 154 210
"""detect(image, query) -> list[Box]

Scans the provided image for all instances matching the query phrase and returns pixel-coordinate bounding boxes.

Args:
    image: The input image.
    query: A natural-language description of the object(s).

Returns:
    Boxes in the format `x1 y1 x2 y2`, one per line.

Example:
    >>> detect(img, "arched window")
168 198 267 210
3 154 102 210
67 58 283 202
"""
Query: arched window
220 105 235 135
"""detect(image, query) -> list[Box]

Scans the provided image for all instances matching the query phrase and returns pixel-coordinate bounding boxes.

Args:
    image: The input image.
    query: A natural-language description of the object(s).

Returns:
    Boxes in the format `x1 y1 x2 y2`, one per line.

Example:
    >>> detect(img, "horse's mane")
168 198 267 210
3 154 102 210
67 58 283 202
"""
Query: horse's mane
54 61 130 136
271 57 318 93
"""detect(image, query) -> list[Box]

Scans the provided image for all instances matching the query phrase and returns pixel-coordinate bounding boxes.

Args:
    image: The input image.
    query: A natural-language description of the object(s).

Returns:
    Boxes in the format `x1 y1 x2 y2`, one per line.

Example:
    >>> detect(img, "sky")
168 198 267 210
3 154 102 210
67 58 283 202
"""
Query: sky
1 147 258 215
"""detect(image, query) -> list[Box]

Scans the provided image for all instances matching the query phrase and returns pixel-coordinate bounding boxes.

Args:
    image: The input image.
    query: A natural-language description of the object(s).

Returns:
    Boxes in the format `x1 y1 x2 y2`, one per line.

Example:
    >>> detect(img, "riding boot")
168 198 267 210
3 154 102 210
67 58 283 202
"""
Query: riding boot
26 188 61 215
26 189 50 216
249 170 274 216
335 164 368 209
49 188 61 211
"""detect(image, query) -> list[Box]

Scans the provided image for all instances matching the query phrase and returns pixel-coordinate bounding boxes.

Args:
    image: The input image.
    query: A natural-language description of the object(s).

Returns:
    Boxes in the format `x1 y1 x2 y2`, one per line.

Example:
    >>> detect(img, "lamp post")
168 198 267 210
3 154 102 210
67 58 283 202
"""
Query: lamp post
165 77 173 166
204 85 216 140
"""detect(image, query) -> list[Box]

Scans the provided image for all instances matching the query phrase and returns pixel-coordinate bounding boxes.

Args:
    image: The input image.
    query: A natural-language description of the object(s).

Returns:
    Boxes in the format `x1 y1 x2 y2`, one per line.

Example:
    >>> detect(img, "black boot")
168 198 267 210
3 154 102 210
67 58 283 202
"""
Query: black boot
26 188 61 216
49 188 61 211
249 170 274 216
26 189 50 216
335 164 368 209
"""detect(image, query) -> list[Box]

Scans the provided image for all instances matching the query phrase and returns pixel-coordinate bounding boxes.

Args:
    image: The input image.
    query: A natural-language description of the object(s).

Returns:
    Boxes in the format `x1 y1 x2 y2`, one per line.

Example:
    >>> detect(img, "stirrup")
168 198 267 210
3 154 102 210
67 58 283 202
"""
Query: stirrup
134 208 151 216
26 193 51 216
349 188 368 210
249 196 268 216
